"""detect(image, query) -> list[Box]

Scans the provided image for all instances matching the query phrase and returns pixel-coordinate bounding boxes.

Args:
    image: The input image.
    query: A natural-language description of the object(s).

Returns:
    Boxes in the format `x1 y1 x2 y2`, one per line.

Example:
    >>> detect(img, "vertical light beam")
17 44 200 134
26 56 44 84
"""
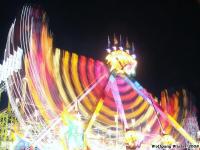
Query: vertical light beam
109 75 128 129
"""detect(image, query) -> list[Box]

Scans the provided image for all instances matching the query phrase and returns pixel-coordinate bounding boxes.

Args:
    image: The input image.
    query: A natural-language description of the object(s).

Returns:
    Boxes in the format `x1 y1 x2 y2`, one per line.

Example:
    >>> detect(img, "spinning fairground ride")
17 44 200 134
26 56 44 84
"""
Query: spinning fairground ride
0 6 200 150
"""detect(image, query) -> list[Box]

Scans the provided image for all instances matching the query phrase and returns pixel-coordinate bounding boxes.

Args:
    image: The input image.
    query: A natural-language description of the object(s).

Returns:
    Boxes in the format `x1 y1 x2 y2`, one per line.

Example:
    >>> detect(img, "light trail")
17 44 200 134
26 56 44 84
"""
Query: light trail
85 98 104 133
109 75 128 129
124 76 198 145
68 74 107 112
33 73 107 147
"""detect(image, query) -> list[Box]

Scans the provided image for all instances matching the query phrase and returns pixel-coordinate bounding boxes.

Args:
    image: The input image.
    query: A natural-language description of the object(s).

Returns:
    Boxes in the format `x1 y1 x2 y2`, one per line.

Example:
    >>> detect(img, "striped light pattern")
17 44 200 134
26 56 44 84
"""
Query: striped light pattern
2 6 198 149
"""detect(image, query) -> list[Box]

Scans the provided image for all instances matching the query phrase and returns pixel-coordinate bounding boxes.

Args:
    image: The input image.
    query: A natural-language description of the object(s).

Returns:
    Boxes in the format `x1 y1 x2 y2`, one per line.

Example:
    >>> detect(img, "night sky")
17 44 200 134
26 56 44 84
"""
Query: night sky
0 0 200 121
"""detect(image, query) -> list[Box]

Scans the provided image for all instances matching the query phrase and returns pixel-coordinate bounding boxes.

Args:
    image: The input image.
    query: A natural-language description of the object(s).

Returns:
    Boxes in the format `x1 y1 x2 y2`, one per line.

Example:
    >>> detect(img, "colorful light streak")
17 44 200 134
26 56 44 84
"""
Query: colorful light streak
85 99 104 134
124 77 198 145
0 5 199 150
109 75 128 129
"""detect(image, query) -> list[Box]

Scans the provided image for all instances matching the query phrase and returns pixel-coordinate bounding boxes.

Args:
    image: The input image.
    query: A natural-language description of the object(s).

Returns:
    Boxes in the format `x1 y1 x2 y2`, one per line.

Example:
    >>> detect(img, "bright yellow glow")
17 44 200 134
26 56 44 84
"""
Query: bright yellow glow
125 130 144 147
84 99 103 149
53 49 70 107
160 134 176 145
62 52 78 102
71 53 93 112
166 114 198 145
105 50 137 75
85 99 104 133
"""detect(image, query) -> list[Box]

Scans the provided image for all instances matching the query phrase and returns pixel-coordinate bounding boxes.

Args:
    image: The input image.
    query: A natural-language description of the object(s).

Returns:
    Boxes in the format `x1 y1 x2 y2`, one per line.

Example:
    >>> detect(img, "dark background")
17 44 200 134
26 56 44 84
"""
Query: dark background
0 0 200 123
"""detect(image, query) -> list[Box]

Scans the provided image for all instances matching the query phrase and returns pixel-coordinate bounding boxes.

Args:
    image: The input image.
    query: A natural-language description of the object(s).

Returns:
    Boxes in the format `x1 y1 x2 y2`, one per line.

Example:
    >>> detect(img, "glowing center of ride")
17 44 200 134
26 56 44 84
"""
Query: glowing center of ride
105 36 137 76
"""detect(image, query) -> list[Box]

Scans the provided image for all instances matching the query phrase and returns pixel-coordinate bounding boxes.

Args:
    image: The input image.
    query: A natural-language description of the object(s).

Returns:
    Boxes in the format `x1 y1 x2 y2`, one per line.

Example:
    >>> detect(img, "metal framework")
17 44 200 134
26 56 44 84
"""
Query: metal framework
0 102 17 149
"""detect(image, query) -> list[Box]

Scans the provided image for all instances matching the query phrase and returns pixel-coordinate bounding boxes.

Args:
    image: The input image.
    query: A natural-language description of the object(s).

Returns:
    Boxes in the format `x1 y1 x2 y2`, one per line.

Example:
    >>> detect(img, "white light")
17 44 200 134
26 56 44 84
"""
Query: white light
119 46 123 50
34 110 39 117
146 124 151 132
114 115 118 122
132 54 136 59
131 119 135 127
197 131 200 139
76 112 81 120
126 50 129 54
106 48 111 53
8 129 11 135
59 126 68 135
0 47 23 82
112 46 117 50
15 98 20 105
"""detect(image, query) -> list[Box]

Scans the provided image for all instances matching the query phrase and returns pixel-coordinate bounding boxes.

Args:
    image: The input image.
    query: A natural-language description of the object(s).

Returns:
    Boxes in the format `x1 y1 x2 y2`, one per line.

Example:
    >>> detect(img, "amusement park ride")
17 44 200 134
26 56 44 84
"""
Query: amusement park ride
0 5 200 150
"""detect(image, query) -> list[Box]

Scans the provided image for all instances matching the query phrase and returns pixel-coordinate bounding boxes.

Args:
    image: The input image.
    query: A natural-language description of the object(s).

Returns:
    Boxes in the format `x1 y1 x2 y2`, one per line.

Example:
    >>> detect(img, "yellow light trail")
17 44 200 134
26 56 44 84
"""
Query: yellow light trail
166 114 198 145
85 98 104 133
84 98 104 149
